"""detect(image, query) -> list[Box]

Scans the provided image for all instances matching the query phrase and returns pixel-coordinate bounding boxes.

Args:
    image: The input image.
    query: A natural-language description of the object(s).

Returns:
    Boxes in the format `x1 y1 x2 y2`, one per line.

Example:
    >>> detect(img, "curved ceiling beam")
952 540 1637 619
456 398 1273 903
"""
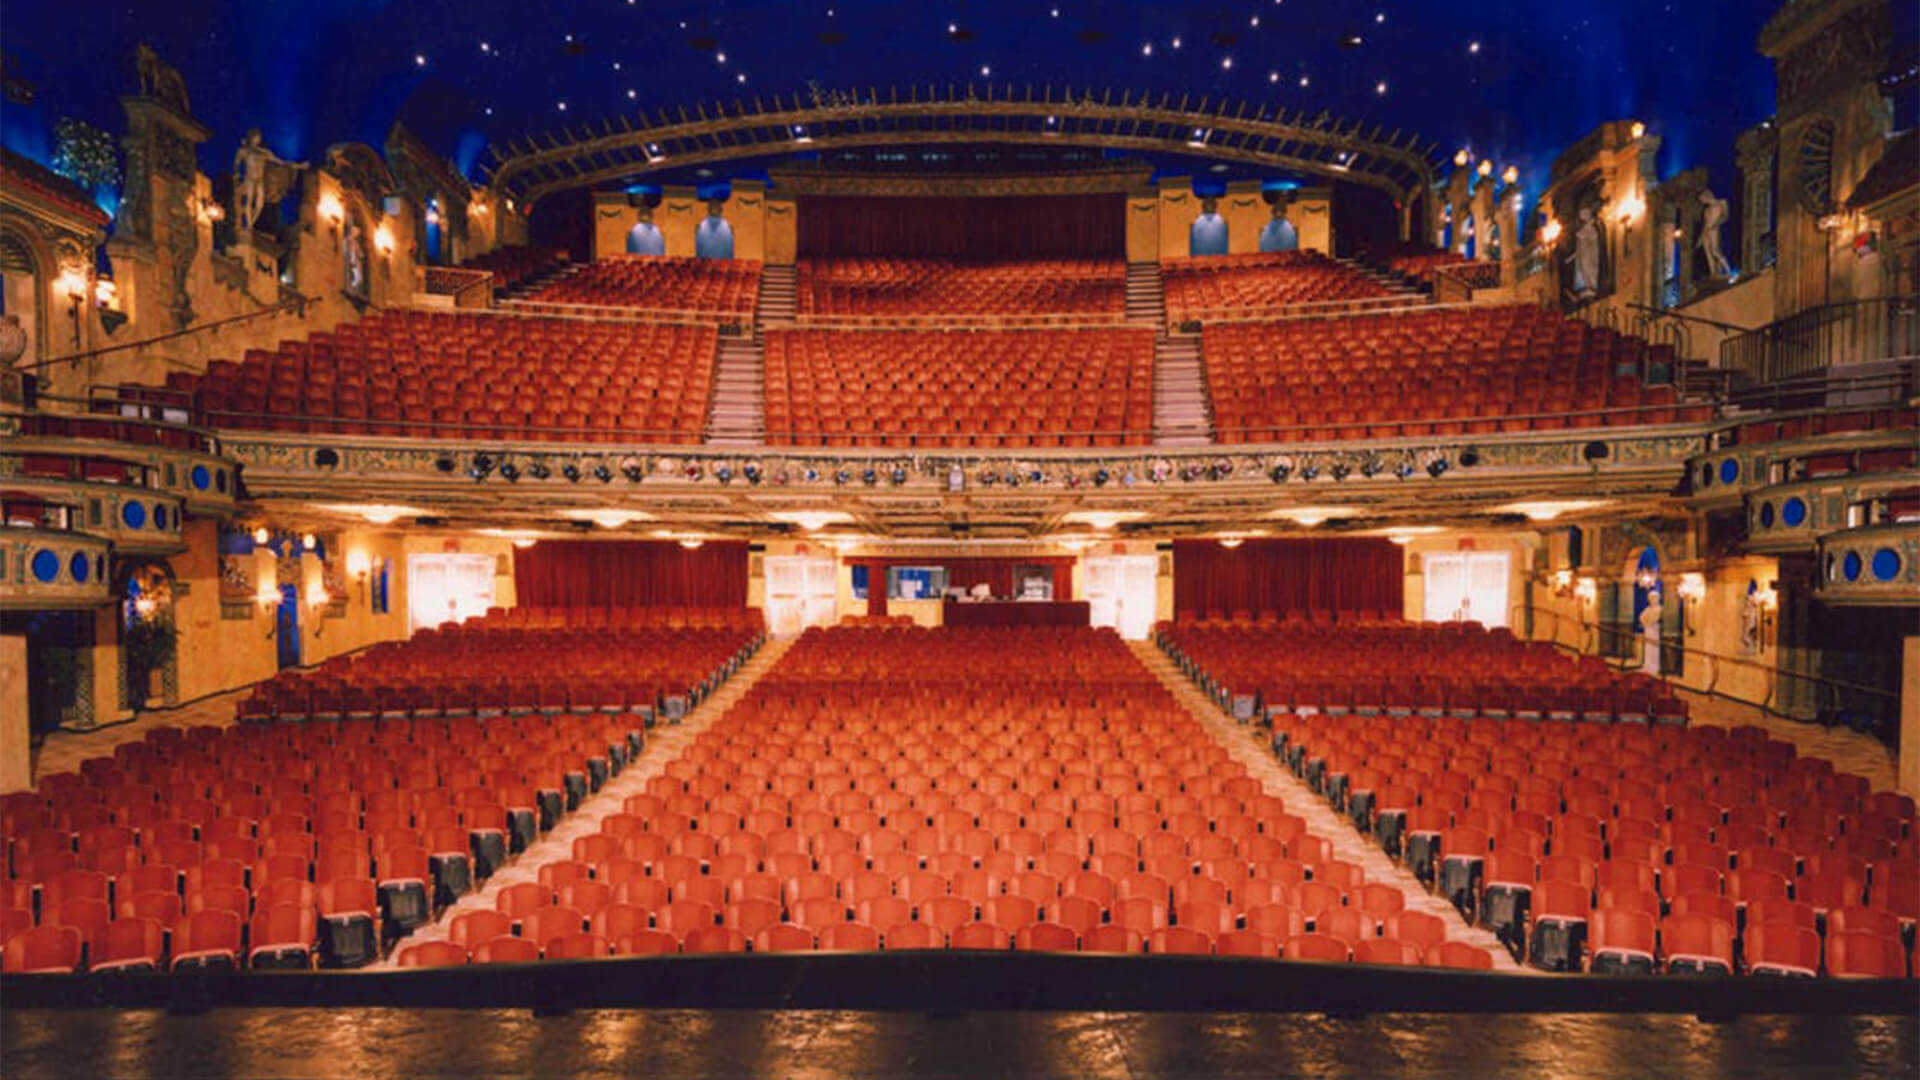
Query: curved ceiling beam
486 86 1441 210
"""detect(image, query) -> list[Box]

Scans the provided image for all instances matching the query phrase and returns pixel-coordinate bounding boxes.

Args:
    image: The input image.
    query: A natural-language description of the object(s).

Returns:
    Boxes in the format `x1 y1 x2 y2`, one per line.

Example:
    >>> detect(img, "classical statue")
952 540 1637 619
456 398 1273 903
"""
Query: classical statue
1258 201 1299 253
232 129 306 234
0 314 27 370
136 43 192 117
1698 189 1732 279
1638 589 1664 676
1572 205 1601 297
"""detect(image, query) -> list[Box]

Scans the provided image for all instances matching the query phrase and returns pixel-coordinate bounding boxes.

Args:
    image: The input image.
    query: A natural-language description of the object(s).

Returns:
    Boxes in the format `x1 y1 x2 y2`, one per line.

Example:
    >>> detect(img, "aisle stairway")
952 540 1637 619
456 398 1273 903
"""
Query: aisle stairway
1153 333 1215 446
502 261 580 301
1125 262 1165 325
1128 640 1527 972
705 266 796 445
371 636 796 967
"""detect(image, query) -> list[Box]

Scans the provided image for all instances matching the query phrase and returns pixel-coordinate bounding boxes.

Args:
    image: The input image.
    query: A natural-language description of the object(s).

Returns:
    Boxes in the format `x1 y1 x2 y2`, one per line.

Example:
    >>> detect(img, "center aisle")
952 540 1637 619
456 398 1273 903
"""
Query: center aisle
369 636 795 966
1127 640 1527 972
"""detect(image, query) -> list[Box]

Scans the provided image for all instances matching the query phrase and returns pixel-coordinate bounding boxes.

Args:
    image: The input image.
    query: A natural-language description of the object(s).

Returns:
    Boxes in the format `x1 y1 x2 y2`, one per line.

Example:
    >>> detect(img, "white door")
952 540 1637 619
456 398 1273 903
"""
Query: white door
765 555 838 636
408 553 496 632
1085 556 1159 639
1422 552 1510 628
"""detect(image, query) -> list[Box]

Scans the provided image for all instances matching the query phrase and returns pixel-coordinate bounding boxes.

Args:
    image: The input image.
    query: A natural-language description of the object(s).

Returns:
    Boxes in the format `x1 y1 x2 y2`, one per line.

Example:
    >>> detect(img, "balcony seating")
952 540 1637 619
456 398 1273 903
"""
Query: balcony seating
1204 304 1704 443
460 246 570 291
463 625 1494 968
521 256 761 314
796 258 1125 319
764 327 1155 447
172 310 718 444
0 608 759 976
1162 252 1397 322
1159 620 1917 980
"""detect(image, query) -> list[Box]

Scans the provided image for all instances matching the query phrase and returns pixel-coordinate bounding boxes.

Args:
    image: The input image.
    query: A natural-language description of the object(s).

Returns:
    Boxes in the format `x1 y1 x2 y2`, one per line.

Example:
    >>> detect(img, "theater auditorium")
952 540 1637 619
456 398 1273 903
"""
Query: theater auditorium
1 0 1916 1075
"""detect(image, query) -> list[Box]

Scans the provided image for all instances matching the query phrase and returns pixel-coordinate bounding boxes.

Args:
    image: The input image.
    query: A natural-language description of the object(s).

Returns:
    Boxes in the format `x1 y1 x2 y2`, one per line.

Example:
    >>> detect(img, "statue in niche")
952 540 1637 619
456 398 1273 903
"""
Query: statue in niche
0 314 27 371
343 216 368 296
1189 197 1229 256
232 129 306 235
1637 586 1664 675
695 198 734 260
1698 189 1732 279
627 205 666 256
1572 205 1602 298
1258 202 1299 253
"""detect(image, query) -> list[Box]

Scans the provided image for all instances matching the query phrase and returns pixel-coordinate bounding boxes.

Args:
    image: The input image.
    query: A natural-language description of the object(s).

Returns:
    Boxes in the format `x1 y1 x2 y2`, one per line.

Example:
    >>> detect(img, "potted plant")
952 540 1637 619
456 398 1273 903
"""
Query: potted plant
123 617 178 709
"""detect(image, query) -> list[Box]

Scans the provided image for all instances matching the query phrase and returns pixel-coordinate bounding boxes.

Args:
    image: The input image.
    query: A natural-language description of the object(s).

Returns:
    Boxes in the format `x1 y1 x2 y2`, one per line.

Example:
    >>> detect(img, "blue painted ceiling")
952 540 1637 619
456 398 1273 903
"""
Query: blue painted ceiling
0 1 1865 216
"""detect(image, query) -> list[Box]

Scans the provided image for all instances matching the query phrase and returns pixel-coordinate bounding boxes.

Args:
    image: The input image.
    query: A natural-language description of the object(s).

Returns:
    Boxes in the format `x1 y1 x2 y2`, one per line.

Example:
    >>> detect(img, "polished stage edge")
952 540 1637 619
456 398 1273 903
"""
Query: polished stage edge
3 1009 1915 1080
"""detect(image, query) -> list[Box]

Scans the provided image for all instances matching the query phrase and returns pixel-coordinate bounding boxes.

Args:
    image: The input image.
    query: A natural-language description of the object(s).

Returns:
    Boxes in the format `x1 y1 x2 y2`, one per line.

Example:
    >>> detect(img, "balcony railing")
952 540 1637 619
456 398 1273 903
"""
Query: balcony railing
1720 296 1920 384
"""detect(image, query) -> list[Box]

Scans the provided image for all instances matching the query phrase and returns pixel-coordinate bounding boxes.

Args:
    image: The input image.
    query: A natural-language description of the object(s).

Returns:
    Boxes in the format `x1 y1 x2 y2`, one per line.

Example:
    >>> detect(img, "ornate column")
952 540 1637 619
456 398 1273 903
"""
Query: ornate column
115 47 210 333
1735 123 1779 276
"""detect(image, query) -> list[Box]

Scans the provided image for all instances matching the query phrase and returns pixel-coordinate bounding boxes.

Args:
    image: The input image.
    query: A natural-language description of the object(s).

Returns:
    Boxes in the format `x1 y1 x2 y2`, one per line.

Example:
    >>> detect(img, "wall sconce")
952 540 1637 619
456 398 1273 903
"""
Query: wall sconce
1573 577 1598 608
305 581 331 638
1613 194 1646 226
1677 572 1706 635
346 550 371 603
257 586 283 638
194 196 226 226
1753 581 1778 641
1477 159 1493 178
1453 148 1471 167
1550 569 1574 598
252 525 272 546
1538 218 1563 246
301 532 317 551
316 191 345 245
1629 121 1646 140
1501 165 1519 186
55 265 89 351
373 224 396 257
1634 566 1660 591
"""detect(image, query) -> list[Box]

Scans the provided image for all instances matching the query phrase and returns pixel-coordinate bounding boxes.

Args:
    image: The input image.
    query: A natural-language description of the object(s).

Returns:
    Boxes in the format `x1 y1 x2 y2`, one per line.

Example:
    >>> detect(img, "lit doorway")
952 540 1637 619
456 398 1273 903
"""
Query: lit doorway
1085 556 1158 639
1423 551 1511 628
407 553 496 632
764 555 837 636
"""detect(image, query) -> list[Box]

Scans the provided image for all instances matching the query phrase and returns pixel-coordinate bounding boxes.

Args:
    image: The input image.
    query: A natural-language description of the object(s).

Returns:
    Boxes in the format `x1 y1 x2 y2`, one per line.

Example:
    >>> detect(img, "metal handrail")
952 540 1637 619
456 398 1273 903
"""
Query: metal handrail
18 294 318 373
1720 296 1920 384
1518 601 1898 720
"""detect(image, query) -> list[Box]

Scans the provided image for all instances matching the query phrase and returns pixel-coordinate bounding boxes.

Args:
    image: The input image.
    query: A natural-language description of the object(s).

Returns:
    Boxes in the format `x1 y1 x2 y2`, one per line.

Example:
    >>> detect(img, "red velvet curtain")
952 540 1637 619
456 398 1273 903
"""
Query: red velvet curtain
797 195 1126 259
861 557 1076 617
1172 539 1402 619
511 540 750 608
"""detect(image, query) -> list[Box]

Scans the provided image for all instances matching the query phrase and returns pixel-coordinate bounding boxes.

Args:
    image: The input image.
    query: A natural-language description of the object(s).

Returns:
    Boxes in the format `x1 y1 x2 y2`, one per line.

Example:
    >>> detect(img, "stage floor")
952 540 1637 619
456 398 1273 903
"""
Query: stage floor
4 1009 1914 1079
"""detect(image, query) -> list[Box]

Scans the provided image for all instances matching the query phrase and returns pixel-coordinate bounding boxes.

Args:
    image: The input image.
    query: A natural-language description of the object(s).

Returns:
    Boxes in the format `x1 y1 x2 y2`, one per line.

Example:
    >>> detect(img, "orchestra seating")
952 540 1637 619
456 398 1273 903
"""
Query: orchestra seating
1204 304 1704 443
1159 618 1918 979
519 256 762 314
166 310 718 443
796 258 1126 318
459 246 569 292
1162 252 1398 322
763 327 1155 447
0 609 761 974
399 625 1498 967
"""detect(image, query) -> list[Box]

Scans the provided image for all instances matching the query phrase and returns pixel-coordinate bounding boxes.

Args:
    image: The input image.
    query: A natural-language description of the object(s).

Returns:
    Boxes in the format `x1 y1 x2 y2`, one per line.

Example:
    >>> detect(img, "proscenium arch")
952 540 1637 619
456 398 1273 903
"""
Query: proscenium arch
484 86 1441 238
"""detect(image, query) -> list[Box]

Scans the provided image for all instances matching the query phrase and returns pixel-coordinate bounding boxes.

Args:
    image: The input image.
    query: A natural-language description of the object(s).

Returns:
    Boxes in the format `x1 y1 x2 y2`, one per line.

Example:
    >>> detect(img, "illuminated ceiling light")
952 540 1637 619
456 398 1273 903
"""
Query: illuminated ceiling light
716 52 727 63
480 42 490 53
1468 40 1481 54
1250 15 1260 26
316 503 424 526
737 73 747 83
414 54 426 67
1218 538 1245 549
628 89 637 99
1171 36 1181 49
1496 499 1611 522
477 528 545 548
1269 71 1280 83
1374 12 1386 22
1375 81 1388 95
980 65 991 77
1298 75 1309 87
1142 42 1153 56
1266 507 1353 527
770 510 853 531
1061 510 1147 530
1221 56 1233 70
557 101 568 112
1051 535 1097 553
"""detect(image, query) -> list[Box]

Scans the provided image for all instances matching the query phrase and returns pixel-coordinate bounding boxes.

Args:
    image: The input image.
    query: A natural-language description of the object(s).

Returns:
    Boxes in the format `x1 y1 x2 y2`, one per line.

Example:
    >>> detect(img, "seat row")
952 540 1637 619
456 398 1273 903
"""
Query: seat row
1162 252 1397 320
521 256 762 314
460 246 570 291
796 257 1126 317
423 625 1496 968
1161 626 1917 980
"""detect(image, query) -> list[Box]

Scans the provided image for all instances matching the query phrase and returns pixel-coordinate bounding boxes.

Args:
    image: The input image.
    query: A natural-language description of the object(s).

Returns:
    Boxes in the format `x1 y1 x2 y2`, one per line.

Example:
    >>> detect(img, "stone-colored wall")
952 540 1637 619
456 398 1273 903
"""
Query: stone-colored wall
764 200 798 264
1126 195 1159 262
0 634 28 794
1222 183 1267 255
660 188 700 258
